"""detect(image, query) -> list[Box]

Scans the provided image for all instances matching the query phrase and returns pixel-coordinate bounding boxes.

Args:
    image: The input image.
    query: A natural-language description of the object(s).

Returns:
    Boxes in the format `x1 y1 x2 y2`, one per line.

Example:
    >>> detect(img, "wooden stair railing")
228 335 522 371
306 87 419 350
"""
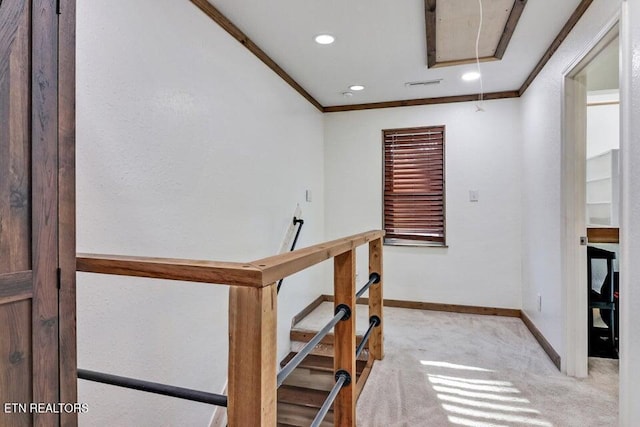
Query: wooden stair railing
76 229 384 427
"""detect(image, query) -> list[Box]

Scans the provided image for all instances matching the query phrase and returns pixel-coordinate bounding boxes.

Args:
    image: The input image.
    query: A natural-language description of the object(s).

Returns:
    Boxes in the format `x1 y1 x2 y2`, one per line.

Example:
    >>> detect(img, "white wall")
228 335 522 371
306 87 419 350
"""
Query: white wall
324 99 522 309
76 1 325 425
587 91 620 157
520 0 621 357
619 1 640 424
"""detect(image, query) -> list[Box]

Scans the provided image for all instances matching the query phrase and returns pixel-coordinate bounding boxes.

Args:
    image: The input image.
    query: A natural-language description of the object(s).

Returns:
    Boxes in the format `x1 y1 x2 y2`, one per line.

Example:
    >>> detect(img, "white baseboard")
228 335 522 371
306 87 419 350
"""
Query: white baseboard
208 381 227 427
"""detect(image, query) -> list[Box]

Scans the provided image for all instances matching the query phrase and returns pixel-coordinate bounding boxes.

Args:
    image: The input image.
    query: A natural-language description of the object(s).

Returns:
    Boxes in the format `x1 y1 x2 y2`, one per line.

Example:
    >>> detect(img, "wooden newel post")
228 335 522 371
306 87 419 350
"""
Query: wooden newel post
369 237 384 360
228 283 278 426
333 249 356 427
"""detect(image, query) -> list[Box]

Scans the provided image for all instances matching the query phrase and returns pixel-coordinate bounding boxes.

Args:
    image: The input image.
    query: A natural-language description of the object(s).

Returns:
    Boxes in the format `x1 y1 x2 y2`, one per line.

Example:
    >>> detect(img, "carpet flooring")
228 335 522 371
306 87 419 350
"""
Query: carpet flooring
295 303 619 427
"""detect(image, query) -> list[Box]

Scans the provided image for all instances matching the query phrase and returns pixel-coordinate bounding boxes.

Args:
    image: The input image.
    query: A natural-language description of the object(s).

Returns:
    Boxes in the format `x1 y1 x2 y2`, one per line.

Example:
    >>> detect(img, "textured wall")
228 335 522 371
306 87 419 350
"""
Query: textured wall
76 0 325 425
324 98 523 309
519 0 621 356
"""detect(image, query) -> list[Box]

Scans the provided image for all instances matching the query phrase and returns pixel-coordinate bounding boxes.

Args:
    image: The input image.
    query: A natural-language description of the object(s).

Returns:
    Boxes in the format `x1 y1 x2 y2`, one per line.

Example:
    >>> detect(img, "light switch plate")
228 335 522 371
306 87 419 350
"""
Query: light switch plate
469 190 479 202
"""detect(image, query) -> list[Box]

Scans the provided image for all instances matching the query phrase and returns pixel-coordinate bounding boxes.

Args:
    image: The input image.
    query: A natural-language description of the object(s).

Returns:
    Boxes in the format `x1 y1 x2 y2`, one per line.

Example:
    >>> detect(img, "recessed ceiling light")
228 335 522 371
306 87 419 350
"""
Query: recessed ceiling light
349 85 365 91
462 71 481 81
314 34 335 45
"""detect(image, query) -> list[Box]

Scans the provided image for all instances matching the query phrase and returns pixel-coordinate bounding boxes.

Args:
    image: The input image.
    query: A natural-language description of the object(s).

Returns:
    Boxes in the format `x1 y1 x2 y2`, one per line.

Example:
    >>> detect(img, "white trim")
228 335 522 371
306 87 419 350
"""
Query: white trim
561 12 620 378
561 74 589 377
562 14 621 76
618 2 640 425
208 382 227 427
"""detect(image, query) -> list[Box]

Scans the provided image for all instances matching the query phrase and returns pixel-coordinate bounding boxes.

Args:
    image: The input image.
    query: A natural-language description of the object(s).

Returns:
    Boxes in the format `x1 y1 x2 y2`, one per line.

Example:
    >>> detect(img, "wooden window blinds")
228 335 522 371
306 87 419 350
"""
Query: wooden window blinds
383 126 446 245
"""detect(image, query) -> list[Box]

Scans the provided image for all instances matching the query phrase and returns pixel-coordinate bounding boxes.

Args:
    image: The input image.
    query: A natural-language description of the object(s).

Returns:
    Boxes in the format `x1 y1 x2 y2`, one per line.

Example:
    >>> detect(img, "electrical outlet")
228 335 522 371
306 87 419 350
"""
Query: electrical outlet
537 294 542 312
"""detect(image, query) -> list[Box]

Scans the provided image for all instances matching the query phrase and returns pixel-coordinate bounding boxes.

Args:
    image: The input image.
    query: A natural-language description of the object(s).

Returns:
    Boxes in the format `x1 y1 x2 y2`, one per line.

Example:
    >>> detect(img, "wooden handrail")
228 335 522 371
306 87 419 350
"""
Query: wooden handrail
252 230 384 285
77 230 385 287
77 229 385 427
76 254 263 287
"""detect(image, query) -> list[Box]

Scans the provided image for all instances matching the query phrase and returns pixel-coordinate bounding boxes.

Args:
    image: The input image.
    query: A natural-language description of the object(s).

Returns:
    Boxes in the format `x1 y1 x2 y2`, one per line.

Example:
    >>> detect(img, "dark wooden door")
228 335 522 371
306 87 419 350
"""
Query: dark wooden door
0 0 71 426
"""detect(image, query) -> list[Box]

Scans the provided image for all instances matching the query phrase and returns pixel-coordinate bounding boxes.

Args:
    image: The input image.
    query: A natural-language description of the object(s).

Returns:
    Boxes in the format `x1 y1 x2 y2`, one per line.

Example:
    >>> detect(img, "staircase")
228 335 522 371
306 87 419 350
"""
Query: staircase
277 299 374 426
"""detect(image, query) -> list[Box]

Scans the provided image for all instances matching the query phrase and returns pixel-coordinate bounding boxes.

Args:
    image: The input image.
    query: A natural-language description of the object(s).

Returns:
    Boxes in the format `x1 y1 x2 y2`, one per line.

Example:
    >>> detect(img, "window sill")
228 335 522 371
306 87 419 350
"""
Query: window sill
384 238 448 248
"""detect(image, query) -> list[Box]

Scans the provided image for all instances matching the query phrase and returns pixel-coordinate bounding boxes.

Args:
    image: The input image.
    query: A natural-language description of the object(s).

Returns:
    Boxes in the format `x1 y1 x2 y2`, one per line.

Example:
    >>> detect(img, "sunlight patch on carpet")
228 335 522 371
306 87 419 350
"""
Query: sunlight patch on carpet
432 385 531 403
420 360 495 372
437 394 540 413
428 377 520 393
442 404 553 426
448 415 508 427
429 374 513 386
423 360 553 427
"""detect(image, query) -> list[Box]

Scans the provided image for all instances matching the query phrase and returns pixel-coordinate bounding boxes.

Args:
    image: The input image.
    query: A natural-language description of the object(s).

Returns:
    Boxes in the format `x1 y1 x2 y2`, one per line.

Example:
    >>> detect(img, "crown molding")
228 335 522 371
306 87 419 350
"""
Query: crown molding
189 0 324 112
518 0 594 95
192 0 594 113
323 91 519 113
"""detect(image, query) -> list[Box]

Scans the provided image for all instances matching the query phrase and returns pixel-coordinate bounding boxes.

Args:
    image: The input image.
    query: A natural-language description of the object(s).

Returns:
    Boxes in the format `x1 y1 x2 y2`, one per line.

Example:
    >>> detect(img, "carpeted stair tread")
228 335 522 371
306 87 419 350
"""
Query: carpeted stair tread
277 352 371 425
290 328 366 347
278 299 375 427
278 384 331 409
277 402 333 427
280 352 367 374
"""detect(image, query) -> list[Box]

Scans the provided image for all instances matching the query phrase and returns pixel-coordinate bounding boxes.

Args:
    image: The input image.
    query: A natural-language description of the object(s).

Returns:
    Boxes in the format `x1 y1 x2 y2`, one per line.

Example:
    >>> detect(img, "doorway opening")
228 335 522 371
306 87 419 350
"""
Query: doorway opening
585 38 620 361
563 21 620 378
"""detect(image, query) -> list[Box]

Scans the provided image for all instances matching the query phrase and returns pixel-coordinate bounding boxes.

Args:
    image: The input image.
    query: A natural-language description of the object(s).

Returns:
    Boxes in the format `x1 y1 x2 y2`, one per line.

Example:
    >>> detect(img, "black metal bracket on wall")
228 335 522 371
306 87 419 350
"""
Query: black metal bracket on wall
277 216 304 293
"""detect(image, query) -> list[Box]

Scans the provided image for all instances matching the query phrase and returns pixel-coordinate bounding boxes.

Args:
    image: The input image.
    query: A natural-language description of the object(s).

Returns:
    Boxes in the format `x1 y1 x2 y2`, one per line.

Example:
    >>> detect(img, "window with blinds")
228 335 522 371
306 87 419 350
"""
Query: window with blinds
383 126 445 246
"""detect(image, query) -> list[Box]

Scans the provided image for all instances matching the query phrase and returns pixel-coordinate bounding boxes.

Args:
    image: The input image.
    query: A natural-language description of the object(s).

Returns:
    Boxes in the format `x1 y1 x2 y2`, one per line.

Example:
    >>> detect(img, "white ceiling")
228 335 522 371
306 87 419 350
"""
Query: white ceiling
208 0 584 107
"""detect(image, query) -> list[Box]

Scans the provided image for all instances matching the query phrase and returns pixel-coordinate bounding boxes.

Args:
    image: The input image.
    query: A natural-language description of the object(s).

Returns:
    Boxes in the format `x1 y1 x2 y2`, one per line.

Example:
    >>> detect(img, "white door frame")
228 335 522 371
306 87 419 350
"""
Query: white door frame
619 2 640 424
561 15 620 378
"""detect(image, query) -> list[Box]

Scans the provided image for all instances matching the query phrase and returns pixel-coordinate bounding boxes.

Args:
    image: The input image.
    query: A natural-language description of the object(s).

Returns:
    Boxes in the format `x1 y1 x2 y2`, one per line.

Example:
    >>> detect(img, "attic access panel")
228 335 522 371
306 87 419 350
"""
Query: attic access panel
425 0 527 68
